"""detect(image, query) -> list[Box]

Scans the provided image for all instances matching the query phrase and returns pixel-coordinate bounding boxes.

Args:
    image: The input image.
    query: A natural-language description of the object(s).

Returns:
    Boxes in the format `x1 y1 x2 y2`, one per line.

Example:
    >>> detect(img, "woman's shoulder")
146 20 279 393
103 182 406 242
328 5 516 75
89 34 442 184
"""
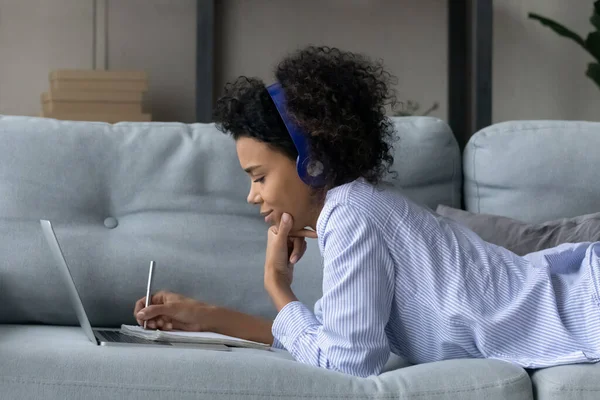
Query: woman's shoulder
325 178 411 212
318 178 417 233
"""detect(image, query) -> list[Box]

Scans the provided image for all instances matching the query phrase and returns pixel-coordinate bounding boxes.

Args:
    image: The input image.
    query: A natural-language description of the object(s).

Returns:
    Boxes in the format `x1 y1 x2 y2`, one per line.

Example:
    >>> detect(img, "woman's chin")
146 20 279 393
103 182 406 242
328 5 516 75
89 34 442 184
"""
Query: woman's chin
265 214 277 226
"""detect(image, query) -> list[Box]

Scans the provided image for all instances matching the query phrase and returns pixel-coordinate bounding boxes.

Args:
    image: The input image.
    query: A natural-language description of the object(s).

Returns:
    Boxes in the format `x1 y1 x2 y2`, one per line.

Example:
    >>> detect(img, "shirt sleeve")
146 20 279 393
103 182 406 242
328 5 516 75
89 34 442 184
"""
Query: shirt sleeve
271 336 285 349
272 203 395 377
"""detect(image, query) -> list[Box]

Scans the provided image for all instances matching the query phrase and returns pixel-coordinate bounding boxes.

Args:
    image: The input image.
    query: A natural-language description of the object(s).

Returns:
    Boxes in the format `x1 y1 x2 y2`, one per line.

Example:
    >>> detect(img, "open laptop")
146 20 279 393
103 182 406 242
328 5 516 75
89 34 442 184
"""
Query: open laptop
40 219 228 350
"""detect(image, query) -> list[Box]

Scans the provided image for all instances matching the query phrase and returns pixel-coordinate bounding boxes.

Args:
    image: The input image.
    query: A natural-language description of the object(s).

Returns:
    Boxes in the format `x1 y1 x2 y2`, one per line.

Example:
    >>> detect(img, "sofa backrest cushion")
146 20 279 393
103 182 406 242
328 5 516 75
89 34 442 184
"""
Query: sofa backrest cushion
0 115 459 325
464 120 600 224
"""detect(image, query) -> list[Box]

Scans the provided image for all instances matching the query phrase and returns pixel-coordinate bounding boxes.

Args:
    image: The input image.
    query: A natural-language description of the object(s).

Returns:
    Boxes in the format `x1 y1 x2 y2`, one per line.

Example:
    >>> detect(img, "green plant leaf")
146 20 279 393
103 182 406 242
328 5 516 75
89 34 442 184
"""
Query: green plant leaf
592 14 600 30
587 63 600 90
592 2 600 33
593 0 600 30
528 13 586 47
586 32 600 62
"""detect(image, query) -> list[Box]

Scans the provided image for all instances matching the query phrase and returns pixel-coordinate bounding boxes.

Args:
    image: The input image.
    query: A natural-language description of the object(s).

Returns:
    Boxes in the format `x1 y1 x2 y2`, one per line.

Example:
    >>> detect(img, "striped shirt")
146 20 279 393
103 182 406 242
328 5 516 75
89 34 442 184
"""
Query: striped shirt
271 178 600 377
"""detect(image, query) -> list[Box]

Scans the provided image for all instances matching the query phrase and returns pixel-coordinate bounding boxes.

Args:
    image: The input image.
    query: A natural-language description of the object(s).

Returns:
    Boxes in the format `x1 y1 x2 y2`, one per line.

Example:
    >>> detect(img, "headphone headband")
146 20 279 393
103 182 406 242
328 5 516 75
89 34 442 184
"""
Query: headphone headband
266 82 325 187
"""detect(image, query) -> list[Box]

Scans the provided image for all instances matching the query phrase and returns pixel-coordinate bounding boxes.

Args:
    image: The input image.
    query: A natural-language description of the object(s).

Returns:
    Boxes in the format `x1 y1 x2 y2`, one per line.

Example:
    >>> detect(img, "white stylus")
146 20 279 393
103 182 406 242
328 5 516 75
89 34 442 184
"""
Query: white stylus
143 261 155 329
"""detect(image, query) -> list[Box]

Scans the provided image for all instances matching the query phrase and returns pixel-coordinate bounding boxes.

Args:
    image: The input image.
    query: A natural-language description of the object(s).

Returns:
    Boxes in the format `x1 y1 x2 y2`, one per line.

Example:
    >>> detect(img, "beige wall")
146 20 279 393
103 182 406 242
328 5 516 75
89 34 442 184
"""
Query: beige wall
0 0 197 123
107 0 196 122
215 0 448 120
1 0 599 126
216 0 600 124
493 0 600 123
0 0 94 117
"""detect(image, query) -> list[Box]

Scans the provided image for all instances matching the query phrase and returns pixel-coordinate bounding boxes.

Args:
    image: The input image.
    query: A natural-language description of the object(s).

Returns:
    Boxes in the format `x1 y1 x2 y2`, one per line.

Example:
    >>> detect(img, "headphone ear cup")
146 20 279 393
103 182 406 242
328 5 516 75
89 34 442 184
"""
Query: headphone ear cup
297 157 323 186
306 159 324 177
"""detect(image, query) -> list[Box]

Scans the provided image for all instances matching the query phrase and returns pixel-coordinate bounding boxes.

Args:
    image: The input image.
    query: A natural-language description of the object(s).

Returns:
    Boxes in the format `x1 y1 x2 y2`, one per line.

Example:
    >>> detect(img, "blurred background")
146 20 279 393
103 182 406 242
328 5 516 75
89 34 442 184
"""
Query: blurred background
0 0 598 146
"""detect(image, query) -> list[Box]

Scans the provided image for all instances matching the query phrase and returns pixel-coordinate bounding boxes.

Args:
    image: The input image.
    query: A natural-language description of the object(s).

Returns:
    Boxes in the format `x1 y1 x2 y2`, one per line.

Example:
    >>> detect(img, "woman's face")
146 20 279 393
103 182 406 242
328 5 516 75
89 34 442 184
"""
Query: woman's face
236 137 318 231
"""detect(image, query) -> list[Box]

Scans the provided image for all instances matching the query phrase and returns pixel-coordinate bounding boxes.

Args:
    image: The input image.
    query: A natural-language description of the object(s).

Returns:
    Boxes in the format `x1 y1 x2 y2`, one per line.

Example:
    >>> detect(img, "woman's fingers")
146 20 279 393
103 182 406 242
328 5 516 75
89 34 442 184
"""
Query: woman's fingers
137 303 175 321
163 321 173 331
134 297 146 317
144 313 198 331
289 237 305 264
145 317 170 330
134 291 194 328
288 237 309 264
290 229 318 239
169 320 198 331
134 297 148 325
150 290 171 305
135 291 171 325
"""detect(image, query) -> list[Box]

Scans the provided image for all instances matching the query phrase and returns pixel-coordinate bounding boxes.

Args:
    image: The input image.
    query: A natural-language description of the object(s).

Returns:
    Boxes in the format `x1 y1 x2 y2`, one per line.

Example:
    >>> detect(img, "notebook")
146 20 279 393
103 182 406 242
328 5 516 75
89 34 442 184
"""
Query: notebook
120 325 271 350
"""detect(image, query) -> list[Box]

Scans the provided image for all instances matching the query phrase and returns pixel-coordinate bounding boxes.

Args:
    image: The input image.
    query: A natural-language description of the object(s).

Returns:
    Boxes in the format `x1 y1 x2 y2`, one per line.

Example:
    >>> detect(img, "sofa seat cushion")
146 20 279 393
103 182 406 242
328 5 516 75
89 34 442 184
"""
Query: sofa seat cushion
530 364 600 400
0 325 533 400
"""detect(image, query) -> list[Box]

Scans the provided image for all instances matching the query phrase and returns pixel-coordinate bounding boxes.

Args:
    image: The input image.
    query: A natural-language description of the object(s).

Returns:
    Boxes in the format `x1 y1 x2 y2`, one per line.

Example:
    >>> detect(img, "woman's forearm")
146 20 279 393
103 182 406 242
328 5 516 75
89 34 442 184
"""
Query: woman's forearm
210 306 275 345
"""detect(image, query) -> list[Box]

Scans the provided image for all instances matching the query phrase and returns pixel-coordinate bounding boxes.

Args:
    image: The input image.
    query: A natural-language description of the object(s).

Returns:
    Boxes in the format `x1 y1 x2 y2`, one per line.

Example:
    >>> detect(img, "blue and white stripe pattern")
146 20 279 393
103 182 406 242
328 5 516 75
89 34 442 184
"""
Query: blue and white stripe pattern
271 178 600 377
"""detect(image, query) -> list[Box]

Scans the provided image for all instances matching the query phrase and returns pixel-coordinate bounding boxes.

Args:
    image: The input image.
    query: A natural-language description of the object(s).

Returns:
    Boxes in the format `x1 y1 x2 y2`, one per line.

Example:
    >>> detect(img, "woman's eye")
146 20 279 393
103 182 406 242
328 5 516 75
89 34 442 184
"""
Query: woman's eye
253 177 265 183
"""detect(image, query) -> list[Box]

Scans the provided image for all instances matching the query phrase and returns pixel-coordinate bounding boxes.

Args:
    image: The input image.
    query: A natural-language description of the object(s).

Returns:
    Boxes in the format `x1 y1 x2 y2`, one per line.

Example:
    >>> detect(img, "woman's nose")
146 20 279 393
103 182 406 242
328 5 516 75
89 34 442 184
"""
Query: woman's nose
247 189 261 205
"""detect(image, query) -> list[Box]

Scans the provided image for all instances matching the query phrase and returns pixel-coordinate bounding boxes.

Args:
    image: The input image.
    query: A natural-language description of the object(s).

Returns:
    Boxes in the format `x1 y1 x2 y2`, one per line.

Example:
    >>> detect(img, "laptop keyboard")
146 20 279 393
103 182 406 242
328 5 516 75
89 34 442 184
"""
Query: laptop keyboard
99 330 169 345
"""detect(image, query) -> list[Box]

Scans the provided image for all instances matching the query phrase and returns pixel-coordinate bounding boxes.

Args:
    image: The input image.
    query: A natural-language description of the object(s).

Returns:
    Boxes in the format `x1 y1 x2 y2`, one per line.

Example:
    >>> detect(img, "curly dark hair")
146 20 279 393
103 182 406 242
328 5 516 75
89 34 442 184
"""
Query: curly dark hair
213 46 397 189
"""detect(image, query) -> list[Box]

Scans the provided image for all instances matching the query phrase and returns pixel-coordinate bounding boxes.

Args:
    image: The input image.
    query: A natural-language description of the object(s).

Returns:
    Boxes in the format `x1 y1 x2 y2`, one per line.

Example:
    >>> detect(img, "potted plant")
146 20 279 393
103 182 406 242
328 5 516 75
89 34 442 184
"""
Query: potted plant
528 1 600 90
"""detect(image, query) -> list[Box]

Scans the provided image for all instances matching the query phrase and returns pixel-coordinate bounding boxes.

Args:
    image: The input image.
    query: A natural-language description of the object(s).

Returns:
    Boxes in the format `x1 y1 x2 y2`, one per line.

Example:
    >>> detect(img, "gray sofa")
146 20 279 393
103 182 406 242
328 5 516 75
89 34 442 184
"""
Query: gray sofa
0 114 598 399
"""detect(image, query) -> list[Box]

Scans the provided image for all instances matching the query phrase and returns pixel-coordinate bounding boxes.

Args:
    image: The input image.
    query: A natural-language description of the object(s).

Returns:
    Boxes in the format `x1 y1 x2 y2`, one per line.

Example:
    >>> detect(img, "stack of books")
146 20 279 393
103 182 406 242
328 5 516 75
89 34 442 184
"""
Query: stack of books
40 70 151 123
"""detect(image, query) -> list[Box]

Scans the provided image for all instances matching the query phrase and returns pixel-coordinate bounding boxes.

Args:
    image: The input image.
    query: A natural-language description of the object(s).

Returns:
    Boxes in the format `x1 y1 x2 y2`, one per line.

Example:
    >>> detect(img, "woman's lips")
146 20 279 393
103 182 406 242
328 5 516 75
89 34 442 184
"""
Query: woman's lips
263 211 273 223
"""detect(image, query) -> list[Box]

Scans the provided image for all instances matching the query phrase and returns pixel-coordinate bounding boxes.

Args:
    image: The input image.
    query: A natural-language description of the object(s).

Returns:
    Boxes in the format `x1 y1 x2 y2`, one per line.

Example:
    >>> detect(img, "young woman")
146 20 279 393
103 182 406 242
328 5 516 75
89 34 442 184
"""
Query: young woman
135 46 600 378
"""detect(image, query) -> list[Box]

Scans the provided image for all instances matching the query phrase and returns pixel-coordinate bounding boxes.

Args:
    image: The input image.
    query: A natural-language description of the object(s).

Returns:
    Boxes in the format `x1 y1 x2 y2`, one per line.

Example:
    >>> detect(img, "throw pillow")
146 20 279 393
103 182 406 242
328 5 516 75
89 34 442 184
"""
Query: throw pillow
435 204 600 255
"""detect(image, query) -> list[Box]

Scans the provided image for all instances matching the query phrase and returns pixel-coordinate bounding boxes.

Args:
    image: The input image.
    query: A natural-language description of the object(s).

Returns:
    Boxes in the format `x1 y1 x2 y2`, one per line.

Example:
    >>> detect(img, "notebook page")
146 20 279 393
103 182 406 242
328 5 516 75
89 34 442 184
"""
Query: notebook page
120 325 268 347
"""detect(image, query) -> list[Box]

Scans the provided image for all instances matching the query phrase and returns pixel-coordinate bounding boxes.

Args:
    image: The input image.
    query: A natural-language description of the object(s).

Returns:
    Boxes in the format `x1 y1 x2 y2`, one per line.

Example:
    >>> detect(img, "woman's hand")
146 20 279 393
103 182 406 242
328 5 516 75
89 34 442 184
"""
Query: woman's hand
134 291 277 344
288 235 308 265
264 213 301 310
134 291 217 331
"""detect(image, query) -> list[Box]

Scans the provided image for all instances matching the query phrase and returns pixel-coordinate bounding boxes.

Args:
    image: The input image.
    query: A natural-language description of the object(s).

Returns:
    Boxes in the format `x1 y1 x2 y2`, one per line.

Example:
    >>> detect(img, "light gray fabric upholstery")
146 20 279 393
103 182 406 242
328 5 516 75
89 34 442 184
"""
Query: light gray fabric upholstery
435 205 600 256
530 365 600 400
0 115 459 326
0 325 532 400
0 115 498 400
463 120 600 224
0 116 319 326
463 120 600 399
382 117 462 210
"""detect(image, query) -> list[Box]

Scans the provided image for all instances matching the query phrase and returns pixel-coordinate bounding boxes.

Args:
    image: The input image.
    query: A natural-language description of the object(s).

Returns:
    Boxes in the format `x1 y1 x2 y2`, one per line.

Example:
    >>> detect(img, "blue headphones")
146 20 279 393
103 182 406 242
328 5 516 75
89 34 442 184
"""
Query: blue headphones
266 82 326 187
